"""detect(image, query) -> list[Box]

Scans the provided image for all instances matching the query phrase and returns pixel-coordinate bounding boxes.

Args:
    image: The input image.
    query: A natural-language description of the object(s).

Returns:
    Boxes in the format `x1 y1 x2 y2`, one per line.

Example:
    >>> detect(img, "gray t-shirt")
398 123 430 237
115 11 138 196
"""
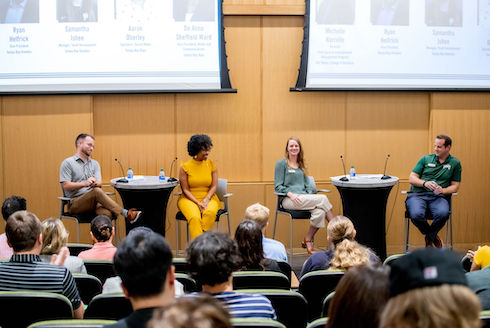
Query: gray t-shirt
60 154 102 198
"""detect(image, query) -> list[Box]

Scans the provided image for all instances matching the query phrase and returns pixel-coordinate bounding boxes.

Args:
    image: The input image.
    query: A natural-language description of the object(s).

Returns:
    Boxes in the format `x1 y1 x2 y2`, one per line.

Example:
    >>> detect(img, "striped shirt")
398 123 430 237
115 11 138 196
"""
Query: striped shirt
0 254 81 309
212 291 277 319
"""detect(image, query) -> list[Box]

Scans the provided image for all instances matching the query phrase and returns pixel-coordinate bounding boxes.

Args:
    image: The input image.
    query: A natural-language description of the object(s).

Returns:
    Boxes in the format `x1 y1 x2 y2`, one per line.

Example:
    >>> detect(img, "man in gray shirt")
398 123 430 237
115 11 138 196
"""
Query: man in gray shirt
60 133 141 223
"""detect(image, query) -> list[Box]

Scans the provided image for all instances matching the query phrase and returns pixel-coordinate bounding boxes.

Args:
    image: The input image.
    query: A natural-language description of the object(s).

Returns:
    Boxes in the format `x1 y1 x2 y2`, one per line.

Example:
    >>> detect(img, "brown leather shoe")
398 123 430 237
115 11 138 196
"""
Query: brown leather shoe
301 238 315 255
425 236 433 248
433 235 443 248
127 208 142 224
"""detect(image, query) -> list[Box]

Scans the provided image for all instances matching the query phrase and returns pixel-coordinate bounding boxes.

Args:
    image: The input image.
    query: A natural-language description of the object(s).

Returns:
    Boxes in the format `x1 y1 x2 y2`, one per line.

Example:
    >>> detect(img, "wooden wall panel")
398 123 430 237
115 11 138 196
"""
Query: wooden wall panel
345 92 430 178
262 16 346 182
176 16 262 182
93 94 176 180
430 93 490 246
1 95 92 221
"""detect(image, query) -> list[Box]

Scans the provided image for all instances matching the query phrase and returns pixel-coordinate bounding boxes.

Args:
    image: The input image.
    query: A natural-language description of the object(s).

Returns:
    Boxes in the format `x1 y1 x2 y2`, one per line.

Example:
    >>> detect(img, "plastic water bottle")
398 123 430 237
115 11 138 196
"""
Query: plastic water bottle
349 166 356 179
159 168 166 182
127 167 133 180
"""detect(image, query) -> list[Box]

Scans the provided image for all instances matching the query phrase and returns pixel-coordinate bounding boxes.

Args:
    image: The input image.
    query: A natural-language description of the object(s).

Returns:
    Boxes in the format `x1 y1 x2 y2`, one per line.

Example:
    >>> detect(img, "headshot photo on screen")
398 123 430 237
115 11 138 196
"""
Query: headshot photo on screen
0 0 39 24
57 0 98 23
173 0 215 22
425 0 462 27
371 0 409 26
316 0 355 25
114 0 161 23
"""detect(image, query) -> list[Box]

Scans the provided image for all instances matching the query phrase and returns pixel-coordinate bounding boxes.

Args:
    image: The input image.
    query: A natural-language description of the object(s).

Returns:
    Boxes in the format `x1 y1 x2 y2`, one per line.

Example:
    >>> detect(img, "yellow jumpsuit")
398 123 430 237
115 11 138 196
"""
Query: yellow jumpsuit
178 158 220 239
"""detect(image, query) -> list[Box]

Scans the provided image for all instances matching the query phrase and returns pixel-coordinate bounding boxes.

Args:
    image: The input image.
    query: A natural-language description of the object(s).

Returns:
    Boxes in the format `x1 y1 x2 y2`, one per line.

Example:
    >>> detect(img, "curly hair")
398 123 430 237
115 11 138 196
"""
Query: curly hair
187 134 213 157
2 195 27 221
186 232 241 286
41 218 69 255
284 137 307 173
380 284 481 328
235 220 265 270
327 216 371 270
90 215 113 242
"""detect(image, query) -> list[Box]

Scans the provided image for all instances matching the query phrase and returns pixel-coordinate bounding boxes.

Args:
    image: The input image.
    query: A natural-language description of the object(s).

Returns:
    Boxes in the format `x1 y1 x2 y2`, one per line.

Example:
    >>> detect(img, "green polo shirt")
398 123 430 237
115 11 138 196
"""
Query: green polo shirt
410 154 462 193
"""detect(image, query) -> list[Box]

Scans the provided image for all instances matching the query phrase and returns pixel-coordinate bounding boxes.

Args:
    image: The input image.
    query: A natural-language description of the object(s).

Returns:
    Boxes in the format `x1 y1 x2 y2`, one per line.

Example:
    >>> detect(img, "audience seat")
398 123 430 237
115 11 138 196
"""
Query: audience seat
67 243 93 257
0 291 73 327
321 291 335 317
84 293 132 320
231 318 286 328
481 310 490 328
83 260 116 285
72 273 102 304
383 253 405 267
27 319 116 328
236 289 308 328
298 270 344 321
233 271 290 290
175 273 201 293
306 318 328 328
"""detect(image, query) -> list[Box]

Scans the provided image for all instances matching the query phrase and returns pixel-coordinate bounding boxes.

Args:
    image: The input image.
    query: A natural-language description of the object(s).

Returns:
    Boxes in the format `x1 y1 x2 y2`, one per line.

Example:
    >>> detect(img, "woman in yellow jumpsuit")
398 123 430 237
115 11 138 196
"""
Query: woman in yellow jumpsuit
178 134 219 239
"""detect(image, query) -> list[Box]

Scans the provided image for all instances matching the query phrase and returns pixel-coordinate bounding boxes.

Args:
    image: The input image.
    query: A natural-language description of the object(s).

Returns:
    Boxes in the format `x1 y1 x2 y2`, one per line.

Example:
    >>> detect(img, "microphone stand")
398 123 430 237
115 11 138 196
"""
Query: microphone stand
167 157 178 182
114 158 128 183
340 155 349 181
381 154 391 180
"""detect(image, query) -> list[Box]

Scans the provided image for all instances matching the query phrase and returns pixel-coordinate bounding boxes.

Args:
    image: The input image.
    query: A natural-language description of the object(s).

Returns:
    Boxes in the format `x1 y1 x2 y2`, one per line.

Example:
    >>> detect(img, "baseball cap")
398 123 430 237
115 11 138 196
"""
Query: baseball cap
389 248 467 297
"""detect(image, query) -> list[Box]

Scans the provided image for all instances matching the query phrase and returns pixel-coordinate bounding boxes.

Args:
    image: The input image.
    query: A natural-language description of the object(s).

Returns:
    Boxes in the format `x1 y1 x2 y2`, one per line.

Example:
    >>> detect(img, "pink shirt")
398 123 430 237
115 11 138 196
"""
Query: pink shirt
0 233 13 259
78 241 117 261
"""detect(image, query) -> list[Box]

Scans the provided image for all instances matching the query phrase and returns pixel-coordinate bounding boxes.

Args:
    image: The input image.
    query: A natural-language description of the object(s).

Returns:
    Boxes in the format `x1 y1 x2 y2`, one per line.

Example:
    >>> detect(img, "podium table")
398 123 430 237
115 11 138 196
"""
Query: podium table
111 176 178 237
330 174 398 260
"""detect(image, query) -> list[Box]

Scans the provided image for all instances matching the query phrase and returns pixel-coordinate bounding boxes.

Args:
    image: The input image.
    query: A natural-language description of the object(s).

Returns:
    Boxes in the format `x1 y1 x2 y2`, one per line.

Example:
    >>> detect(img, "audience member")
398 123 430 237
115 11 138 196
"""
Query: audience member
186 231 276 319
40 217 87 274
0 195 26 258
78 215 117 260
380 248 481 328
148 294 232 328
300 216 379 277
0 211 84 318
466 245 490 310
235 220 282 274
60 133 141 224
327 264 389 328
243 203 287 262
105 229 175 328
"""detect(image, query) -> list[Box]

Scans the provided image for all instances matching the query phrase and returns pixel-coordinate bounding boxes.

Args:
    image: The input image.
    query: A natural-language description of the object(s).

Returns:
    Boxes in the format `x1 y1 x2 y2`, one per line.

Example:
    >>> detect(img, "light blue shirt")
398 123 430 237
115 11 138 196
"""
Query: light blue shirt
263 236 287 262
4 0 26 24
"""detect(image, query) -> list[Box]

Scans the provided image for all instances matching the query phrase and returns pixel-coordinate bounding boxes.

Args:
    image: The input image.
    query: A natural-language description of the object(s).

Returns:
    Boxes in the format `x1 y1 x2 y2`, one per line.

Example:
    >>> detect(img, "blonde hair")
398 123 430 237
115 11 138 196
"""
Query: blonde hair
41 218 69 255
243 203 270 229
380 285 481 328
285 137 307 174
327 216 371 270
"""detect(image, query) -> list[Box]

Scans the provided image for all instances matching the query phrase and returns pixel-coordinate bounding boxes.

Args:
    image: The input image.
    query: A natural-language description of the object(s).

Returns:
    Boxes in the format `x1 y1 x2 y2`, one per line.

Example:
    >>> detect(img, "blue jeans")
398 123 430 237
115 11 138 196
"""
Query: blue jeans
405 192 450 241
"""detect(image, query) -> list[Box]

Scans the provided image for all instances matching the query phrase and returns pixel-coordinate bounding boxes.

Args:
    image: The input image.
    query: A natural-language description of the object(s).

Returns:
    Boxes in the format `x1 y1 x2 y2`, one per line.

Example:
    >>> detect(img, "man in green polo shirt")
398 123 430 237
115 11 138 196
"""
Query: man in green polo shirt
406 134 461 248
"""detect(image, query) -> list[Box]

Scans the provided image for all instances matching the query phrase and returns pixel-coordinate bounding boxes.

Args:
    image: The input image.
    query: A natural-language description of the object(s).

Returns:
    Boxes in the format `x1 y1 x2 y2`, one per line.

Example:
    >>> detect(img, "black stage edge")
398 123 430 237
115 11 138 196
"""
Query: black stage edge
336 186 393 261
116 186 176 237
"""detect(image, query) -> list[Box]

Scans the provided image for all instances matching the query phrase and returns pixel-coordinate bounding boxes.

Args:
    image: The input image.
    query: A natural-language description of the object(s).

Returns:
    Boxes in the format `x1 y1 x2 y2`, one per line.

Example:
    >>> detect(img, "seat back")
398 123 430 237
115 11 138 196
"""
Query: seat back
276 261 292 283
307 176 317 192
481 310 490 328
298 270 344 321
233 271 290 290
175 273 201 292
0 291 73 328
67 243 93 257
216 178 228 203
173 257 187 274
231 318 286 328
83 260 116 285
306 318 328 328
236 289 308 328
73 273 102 304
321 291 335 317
27 319 117 328
383 253 405 267
84 293 132 320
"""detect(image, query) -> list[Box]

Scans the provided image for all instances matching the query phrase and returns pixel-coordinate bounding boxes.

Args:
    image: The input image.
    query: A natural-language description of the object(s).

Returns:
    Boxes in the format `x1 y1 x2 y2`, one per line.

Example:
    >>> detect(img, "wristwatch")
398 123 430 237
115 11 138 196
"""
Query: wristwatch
422 181 427 188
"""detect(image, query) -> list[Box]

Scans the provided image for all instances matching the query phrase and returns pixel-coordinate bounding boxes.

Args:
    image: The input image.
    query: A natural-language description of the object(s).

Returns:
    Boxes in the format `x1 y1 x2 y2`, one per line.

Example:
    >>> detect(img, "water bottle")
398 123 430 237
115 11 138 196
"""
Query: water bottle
349 165 356 179
127 167 133 180
159 168 166 182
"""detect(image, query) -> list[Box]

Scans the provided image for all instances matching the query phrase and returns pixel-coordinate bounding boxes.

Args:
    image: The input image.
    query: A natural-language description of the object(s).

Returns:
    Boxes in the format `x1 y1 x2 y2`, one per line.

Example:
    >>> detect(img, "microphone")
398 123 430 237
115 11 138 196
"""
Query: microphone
167 157 178 182
381 154 391 180
340 155 349 181
114 158 128 183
